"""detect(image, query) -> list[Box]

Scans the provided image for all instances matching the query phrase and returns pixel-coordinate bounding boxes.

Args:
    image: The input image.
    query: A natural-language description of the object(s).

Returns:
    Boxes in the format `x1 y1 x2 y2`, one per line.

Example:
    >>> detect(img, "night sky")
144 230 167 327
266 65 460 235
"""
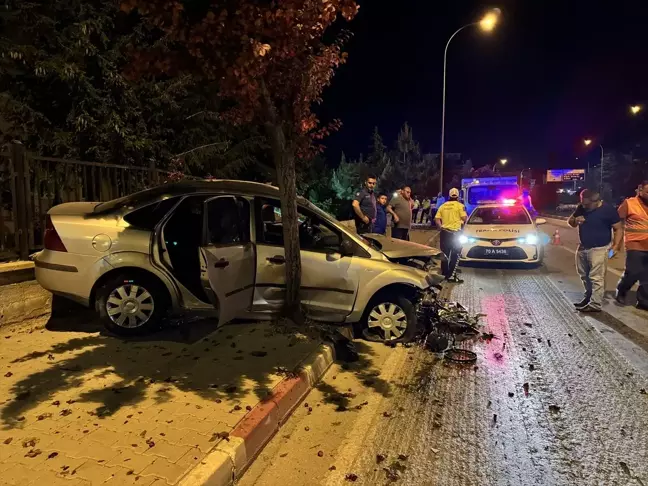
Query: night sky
320 0 648 170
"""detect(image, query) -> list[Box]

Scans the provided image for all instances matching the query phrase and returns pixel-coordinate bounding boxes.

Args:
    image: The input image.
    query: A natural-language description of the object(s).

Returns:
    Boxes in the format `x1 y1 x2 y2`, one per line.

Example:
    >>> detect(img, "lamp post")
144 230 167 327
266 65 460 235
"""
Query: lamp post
630 104 643 115
439 8 501 195
584 139 604 190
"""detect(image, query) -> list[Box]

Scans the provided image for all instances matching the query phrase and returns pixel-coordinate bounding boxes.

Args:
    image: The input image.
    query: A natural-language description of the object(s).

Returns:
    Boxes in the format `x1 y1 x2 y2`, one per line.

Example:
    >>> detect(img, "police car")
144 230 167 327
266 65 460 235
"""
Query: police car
458 202 546 265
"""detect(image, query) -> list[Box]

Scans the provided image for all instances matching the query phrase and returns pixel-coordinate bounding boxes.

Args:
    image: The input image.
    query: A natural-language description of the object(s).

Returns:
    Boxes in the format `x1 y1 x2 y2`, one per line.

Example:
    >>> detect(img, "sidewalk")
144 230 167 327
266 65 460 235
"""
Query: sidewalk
0 311 330 485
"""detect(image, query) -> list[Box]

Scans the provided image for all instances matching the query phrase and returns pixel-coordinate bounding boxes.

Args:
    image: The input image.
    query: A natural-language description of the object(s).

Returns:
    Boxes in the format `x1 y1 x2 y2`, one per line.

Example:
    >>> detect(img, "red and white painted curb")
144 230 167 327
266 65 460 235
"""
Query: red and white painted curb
179 342 336 486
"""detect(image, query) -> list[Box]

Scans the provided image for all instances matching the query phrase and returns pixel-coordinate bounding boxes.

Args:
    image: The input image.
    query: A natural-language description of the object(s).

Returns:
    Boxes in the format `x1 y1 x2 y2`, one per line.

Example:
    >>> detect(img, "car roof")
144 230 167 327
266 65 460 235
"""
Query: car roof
473 203 526 209
94 179 310 214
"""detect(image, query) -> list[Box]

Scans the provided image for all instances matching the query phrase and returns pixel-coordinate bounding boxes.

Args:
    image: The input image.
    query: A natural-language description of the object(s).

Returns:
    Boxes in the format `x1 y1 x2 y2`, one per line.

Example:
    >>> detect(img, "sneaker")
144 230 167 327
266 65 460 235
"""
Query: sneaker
573 299 590 309
445 276 464 284
578 304 601 313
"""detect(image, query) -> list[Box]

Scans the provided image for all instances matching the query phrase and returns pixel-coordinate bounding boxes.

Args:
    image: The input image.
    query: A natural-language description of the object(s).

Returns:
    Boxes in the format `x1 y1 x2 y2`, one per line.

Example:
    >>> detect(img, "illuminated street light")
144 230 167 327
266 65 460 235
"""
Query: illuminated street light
584 139 592 146
630 105 643 115
440 8 501 194
493 158 508 171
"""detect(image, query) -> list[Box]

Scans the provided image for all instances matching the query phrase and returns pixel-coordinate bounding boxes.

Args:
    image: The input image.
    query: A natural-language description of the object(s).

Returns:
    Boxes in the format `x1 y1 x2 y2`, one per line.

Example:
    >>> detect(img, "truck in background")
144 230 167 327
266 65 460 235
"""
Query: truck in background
461 176 520 216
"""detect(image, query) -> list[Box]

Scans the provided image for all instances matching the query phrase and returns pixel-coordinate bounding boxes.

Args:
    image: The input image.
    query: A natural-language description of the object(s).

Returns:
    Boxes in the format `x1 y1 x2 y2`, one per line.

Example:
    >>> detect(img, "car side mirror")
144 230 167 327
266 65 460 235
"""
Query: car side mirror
535 218 546 225
340 239 354 257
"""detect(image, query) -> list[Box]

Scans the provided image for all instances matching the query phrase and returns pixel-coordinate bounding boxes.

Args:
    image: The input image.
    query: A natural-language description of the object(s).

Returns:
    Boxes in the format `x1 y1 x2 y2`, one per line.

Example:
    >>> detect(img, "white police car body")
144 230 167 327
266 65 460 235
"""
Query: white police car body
458 203 546 264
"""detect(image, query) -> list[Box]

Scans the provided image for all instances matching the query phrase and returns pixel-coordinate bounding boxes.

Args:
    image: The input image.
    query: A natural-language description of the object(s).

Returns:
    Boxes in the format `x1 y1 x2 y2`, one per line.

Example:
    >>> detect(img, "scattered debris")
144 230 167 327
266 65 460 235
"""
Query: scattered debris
3 438 12 445
481 332 496 341
523 383 529 396
47 354 55 361
37 413 52 421
60 409 72 417
494 352 504 361
640 389 647 395
524 323 533 328
549 405 561 413
345 473 358 482
4 372 12 378
146 438 155 448
305 426 310 432
250 351 268 358
529 364 535 371
398 454 409 461
25 449 42 458
382 411 392 418
329 465 337 471
493 414 497 424
431 447 440 454
376 454 386 464
210 432 230 442
246 405 253 411
279 453 288 458
317 451 324 457
47 452 58 459
22 438 38 448
547 339 552 347
508 392 514 398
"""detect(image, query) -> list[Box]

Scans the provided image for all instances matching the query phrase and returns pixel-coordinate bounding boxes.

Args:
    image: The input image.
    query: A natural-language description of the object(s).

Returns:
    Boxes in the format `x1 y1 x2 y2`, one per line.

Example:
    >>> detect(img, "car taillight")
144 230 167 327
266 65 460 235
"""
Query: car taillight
44 215 67 252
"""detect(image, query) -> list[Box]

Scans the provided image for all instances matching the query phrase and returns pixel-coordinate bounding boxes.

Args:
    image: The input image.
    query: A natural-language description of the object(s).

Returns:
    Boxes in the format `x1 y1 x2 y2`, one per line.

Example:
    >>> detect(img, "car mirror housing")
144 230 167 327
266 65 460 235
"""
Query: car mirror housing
340 239 354 257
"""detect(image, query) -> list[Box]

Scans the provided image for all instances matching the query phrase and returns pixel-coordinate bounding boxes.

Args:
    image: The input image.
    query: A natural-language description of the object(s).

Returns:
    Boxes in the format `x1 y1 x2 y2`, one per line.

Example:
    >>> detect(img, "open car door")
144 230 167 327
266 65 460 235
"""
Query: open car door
199 196 255 325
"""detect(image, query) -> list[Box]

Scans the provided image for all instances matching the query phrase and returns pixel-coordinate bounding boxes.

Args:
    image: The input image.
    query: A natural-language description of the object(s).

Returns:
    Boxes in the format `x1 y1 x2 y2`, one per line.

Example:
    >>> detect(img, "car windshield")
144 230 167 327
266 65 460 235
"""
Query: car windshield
469 206 531 225
468 185 518 205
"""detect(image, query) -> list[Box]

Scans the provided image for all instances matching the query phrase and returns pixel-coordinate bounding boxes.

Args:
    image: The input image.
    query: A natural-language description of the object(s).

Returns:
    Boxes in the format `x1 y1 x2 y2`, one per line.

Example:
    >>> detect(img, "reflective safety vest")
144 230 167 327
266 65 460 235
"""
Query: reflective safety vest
625 197 648 243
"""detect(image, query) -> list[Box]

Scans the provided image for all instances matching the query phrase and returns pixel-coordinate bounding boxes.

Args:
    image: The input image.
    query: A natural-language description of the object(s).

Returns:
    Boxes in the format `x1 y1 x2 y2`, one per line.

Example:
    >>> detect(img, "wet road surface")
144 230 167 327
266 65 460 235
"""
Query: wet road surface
239 254 648 486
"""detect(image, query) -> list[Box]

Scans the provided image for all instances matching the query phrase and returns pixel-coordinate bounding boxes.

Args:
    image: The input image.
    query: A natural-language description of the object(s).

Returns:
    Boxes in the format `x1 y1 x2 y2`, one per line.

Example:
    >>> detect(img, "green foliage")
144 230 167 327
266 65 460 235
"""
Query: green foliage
0 0 262 176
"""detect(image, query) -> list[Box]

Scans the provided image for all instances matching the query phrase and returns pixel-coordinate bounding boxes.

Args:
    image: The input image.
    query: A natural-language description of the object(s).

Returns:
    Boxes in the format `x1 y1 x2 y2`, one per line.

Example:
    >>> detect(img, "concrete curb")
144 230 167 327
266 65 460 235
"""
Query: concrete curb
0 280 52 330
179 342 336 486
0 261 35 286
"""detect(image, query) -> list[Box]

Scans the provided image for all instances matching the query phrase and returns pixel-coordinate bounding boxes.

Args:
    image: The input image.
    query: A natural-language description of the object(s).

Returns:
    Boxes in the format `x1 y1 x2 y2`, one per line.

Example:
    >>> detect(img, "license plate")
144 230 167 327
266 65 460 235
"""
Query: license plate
484 248 509 256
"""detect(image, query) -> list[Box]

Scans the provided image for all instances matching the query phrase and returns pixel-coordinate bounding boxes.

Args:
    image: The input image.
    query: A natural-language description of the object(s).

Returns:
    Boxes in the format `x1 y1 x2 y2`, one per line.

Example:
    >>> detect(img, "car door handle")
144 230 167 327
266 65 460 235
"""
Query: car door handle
266 255 285 265
213 259 230 268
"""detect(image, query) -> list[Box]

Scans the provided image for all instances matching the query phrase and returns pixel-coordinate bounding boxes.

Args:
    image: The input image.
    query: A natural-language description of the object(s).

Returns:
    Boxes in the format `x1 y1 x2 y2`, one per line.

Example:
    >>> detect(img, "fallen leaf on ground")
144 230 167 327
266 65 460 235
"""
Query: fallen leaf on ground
431 448 440 454
47 452 58 459
47 354 54 360
25 449 42 458
382 412 392 418
345 473 358 482
37 413 52 421
250 351 268 357
508 392 514 398
398 454 408 461
376 454 386 463
4 372 12 378
146 438 155 448
329 465 336 471
3 438 12 444
22 438 37 448
549 405 561 413
317 451 324 457
60 409 72 417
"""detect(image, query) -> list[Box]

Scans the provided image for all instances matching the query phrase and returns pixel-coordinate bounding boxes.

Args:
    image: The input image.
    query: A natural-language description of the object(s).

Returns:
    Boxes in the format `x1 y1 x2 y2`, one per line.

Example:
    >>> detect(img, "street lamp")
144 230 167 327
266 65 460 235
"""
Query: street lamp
439 8 501 194
493 158 507 171
630 105 643 115
584 139 604 190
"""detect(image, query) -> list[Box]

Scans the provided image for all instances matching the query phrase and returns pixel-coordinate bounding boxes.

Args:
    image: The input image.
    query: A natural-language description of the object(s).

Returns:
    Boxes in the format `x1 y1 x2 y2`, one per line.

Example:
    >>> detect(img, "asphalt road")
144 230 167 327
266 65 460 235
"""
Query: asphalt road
239 229 648 486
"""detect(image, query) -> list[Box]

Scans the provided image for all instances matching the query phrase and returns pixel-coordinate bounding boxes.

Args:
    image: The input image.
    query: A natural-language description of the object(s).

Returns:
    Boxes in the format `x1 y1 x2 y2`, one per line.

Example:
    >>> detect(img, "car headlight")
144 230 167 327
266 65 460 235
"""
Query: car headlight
517 234 538 245
458 235 469 244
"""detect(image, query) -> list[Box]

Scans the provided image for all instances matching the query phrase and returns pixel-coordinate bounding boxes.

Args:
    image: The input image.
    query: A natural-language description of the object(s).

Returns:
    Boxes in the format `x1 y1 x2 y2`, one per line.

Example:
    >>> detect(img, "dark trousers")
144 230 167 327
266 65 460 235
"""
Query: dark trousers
440 229 460 279
412 209 419 224
617 250 648 307
392 228 410 241
355 221 373 235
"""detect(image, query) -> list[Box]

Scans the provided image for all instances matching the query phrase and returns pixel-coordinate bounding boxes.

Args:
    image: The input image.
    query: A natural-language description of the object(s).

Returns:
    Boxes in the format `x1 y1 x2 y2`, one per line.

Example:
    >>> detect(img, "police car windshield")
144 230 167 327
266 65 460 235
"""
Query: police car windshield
468 185 518 205
469 206 531 225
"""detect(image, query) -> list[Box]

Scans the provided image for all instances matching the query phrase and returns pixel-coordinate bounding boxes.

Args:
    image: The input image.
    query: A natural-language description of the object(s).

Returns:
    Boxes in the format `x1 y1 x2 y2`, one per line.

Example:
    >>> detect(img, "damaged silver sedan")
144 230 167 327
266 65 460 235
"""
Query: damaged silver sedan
33 180 445 341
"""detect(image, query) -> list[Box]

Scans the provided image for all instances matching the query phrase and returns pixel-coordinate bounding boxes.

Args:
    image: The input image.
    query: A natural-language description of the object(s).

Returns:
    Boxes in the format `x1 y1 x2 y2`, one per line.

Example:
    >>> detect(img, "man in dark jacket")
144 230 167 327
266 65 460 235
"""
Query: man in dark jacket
374 194 388 235
352 176 377 235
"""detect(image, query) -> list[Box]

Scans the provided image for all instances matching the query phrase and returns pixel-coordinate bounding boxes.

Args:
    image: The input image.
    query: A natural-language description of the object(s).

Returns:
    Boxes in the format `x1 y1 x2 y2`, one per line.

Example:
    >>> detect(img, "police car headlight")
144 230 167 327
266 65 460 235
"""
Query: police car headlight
518 234 538 245
458 235 469 245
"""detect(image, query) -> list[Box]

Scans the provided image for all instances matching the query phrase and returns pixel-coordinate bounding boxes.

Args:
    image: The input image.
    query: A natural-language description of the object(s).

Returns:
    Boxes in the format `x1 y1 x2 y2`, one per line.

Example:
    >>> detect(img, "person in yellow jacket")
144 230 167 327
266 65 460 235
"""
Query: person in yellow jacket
616 180 648 311
434 188 467 283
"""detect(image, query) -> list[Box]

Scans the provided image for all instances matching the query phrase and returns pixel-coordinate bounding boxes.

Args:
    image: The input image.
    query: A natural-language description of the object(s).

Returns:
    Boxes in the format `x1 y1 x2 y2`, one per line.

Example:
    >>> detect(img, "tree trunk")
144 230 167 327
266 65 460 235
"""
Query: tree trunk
259 81 303 324
275 151 303 323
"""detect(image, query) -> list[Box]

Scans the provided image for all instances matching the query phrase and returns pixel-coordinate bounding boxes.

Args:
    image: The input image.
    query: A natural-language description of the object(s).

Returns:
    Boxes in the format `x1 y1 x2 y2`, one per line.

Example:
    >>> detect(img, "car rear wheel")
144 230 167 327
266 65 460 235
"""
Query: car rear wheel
97 274 168 336
361 293 417 343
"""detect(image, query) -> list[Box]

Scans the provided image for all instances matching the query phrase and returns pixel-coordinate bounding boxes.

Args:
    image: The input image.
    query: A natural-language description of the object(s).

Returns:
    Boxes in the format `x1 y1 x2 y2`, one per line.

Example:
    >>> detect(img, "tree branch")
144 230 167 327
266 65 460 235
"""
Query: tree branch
174 141 228 158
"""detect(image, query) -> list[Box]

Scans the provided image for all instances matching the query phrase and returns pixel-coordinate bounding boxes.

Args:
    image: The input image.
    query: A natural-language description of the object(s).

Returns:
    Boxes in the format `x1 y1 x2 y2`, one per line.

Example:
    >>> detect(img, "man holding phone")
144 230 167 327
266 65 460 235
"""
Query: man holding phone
568 189 623 312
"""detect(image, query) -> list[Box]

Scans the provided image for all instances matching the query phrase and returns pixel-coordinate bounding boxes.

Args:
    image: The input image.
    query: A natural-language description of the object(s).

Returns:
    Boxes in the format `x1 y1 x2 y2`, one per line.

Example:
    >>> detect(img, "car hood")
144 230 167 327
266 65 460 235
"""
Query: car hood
464 224 535 238
362 234 442 259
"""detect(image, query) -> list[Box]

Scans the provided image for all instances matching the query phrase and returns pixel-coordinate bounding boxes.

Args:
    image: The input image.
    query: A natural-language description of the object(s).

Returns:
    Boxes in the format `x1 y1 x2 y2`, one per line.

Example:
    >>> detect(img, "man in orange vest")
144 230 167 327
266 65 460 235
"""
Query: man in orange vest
616 180 648 311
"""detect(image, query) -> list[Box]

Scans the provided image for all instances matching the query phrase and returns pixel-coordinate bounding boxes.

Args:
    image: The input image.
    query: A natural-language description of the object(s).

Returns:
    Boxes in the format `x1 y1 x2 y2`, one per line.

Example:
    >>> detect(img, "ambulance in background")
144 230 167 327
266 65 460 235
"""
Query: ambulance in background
461 176 520 217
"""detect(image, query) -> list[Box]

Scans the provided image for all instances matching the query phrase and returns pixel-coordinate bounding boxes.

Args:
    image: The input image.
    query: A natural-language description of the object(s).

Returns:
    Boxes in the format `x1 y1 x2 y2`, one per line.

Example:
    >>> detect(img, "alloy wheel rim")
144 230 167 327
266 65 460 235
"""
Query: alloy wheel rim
368 302 408 340
106 284 154 329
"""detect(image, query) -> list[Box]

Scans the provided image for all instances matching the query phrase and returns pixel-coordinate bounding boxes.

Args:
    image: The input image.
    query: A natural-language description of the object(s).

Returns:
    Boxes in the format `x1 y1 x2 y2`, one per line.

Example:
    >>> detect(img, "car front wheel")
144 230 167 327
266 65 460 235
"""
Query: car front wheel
362 293 417 343
97 274 168 336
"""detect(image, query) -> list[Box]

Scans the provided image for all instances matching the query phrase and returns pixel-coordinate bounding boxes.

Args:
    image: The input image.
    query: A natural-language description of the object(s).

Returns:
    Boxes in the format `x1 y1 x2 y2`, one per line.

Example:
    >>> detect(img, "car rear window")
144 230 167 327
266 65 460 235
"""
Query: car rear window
469 206 530 225
123 197 180 230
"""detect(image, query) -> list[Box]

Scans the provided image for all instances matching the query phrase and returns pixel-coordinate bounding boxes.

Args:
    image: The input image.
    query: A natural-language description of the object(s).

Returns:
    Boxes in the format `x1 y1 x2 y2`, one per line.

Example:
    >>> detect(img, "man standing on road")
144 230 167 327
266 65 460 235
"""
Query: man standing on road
374 194 388 235
421 197 431 224
388 186 412 240
412 197 420 225
435 188 467 283
616 181 648 311
352 176 377 235
568 189 623 313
